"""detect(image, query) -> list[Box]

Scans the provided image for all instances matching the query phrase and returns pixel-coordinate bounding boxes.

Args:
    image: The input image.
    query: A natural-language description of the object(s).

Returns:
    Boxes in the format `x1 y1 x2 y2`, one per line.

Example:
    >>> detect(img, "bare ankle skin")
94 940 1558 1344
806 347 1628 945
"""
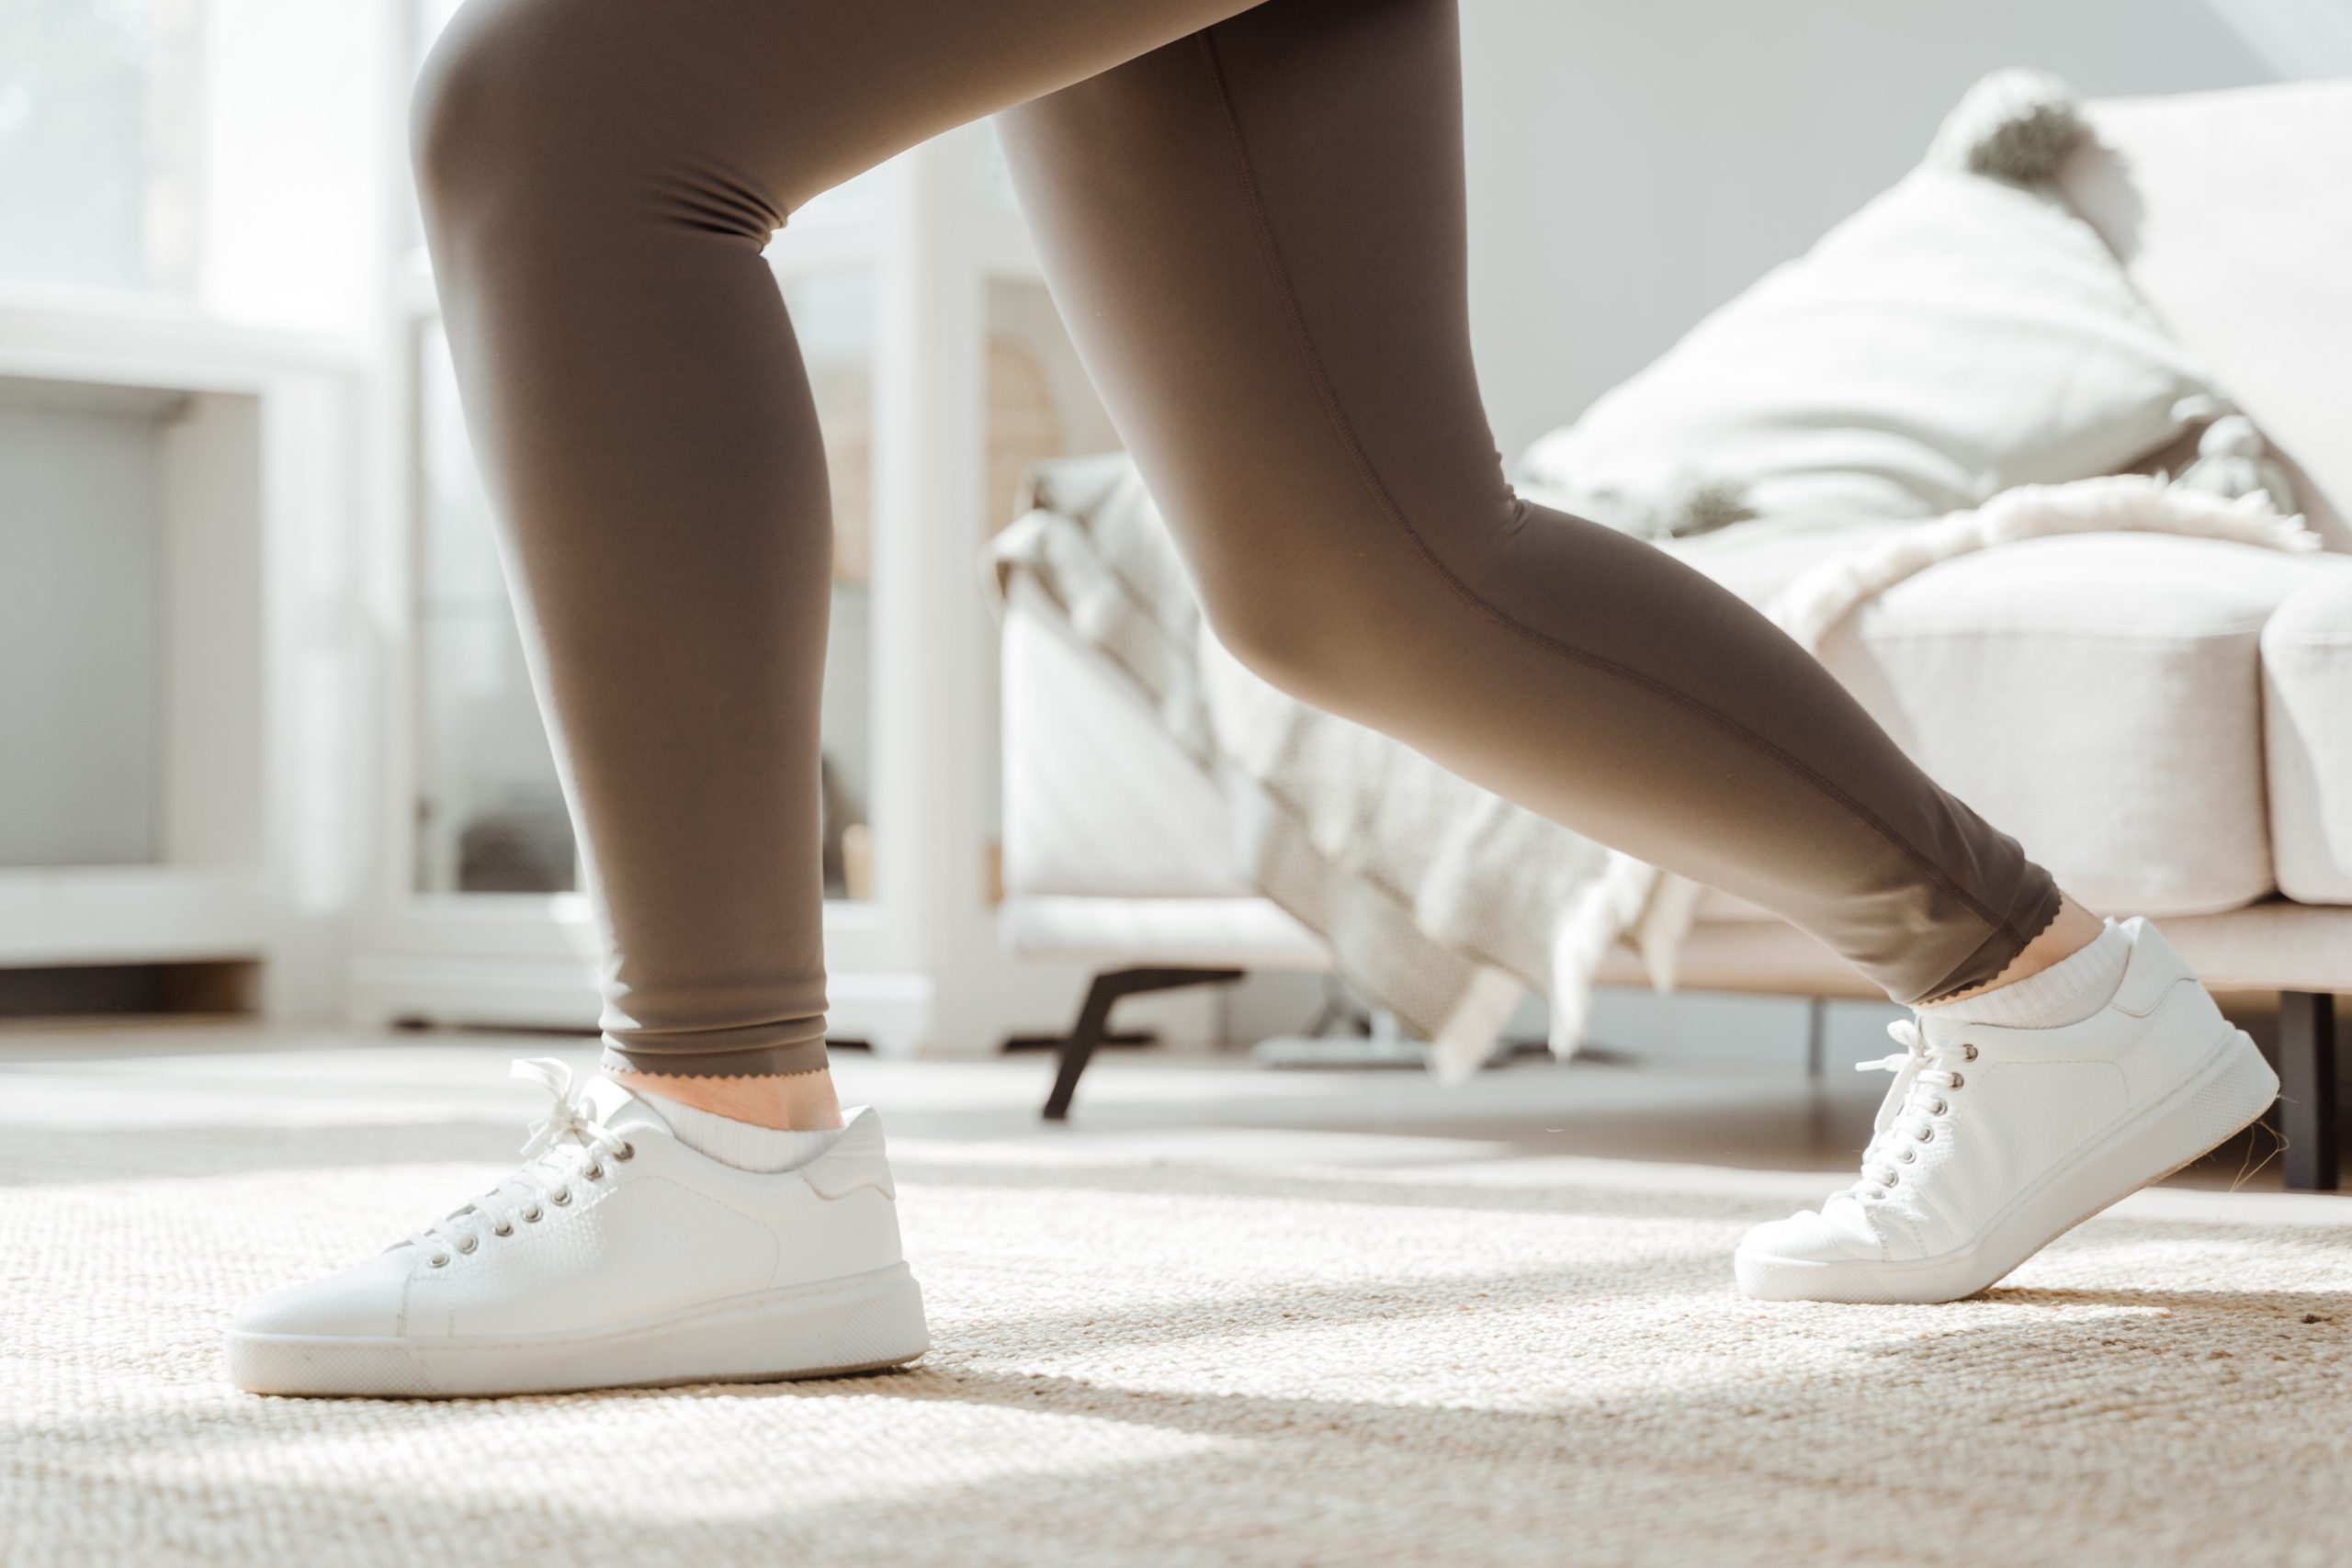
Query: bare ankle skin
608 1066 844 1131
1930 891 2107 1006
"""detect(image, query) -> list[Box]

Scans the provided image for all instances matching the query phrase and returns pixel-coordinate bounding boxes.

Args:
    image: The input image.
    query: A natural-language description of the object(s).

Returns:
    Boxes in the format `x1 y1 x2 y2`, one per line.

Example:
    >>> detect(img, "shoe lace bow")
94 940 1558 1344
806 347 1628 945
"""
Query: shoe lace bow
1842 1018 1970 1201
401 1057 632 1266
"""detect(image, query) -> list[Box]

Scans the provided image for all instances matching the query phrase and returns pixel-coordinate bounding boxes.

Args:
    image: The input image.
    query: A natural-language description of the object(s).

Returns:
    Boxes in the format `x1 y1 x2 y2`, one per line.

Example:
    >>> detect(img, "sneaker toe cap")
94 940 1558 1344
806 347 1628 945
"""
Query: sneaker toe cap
232 1250 417 1338
1737 1203 1886 1265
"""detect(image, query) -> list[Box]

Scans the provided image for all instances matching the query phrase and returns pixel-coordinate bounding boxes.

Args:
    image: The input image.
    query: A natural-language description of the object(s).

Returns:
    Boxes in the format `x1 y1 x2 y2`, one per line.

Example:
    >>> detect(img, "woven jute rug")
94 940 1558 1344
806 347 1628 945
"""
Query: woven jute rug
4 1119 2346 1567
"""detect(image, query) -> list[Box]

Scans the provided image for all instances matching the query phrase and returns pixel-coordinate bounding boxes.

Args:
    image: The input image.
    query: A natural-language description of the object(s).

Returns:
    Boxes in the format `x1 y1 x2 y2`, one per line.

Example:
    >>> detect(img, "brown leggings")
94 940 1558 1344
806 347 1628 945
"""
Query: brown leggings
413 0 2061 1077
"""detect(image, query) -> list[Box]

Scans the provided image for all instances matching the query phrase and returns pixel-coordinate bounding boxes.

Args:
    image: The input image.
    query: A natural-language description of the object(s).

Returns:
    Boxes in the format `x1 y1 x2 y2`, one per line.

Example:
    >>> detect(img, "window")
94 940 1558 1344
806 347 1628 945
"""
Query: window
0 0 201 300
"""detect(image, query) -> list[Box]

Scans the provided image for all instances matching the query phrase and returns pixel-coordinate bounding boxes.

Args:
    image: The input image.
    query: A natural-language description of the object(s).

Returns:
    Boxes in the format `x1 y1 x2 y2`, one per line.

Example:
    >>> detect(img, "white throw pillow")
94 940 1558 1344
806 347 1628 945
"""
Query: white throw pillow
1520 85 2211 527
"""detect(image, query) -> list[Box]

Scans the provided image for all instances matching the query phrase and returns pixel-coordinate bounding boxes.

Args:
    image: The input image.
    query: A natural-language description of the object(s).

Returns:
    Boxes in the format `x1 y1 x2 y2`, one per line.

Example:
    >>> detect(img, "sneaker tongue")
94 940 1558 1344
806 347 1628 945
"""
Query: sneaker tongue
1913 1008 1973 1051
579 1074 673 1137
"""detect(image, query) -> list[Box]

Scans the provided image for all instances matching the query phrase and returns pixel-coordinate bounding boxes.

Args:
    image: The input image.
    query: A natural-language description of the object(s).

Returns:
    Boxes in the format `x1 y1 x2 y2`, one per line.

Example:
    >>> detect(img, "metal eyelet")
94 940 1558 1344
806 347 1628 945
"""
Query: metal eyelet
1948 1072 1965 1090
522 1205 544 1224
1929 1098 1949 1116
613 1142 635 1162
1885 1172 1900 1186
1962 1044 1980 1062
429 1252 451 1268
1900 1148 1917 1164
457 1235 479 1255
1917 1128 1935 1144
585 1162 605 1180
550 1188 572 1207
492 1222 514 1237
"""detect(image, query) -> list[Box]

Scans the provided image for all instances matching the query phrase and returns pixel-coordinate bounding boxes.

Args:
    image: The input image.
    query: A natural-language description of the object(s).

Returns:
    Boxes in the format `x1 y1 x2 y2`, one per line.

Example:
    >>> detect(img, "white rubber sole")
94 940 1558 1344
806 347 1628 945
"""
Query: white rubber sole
227 1261 930 1397
1735 1030 2279 1305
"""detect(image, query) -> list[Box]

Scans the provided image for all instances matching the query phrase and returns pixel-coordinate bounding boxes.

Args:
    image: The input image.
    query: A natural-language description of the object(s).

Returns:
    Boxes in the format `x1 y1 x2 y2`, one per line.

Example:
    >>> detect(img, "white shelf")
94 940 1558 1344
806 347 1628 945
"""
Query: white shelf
0 297 365 389
0 337 364 1021
0 867 271 965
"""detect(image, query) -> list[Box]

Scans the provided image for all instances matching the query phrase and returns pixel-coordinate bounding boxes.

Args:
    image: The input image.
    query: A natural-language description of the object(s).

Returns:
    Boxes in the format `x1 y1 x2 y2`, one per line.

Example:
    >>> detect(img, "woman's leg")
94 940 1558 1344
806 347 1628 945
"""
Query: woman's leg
411 0 1261 1122
999 0 2278 1311
998 0 2064 1007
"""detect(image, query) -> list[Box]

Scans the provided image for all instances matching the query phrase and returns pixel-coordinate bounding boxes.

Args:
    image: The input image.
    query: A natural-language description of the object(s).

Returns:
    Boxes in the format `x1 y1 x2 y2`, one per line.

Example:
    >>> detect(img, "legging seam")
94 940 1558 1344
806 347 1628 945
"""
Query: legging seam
1189 28 2029 953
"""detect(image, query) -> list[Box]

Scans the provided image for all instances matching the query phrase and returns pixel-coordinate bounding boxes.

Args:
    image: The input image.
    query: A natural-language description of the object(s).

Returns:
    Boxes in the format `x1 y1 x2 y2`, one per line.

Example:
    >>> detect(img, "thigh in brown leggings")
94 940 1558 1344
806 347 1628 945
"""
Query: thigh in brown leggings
413 0 2060 1077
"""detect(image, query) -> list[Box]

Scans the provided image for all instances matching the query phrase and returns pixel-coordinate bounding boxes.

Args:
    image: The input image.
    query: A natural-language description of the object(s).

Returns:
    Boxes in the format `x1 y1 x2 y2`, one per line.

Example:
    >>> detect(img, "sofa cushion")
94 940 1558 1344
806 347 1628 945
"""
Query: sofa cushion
2263 567 2352 903
1814 533 2322 916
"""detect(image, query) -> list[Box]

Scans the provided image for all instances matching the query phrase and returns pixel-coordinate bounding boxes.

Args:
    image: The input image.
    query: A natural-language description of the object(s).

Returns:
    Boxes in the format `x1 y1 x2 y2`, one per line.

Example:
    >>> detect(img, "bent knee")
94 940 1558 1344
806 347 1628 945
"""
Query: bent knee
410 2 663 229
1180 477 1529 715
413 2 789 247
1197 569 1392 716
410 6 518 219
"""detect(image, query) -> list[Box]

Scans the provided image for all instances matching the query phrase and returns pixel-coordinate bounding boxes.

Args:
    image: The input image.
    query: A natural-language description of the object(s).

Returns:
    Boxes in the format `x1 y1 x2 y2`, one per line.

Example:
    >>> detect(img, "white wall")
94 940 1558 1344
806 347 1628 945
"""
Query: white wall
1457 0 2352 460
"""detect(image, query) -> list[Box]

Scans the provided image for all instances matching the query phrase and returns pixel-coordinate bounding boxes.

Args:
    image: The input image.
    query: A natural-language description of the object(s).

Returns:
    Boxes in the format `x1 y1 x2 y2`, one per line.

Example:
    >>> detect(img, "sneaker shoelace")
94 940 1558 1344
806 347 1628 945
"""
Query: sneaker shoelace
1841 1018 1975 1202
400 1057 634 1268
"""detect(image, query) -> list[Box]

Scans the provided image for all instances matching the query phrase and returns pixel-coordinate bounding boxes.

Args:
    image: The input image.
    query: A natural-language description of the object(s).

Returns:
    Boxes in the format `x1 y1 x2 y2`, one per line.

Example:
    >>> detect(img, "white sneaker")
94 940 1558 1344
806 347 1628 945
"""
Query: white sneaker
1736 918 2278 1304
226 1060 930 1396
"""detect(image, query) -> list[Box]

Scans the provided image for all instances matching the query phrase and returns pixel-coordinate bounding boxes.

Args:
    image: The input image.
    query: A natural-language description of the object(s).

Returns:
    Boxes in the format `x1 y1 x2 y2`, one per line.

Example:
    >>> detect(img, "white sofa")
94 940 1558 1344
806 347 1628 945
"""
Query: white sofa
998 80 2352 1189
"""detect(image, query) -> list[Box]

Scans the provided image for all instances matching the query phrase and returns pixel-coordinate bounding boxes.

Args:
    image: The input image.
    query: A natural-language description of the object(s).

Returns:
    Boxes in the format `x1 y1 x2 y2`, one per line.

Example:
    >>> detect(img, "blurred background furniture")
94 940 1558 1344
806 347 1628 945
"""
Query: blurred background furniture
998 80 2352 1188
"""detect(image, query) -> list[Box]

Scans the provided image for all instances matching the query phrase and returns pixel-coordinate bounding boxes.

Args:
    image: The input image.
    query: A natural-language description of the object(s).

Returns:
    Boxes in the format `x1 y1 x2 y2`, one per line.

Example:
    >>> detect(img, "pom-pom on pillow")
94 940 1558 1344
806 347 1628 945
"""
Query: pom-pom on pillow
1519 70 2214 528
1925 66 2086 183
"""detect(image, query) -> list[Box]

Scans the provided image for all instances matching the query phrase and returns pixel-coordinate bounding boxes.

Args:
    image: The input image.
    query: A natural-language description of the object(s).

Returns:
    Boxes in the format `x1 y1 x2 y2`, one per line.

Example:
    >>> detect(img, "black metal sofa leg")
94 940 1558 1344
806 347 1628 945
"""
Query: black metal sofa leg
2278 990 2339 1192
1042 967 1243 1122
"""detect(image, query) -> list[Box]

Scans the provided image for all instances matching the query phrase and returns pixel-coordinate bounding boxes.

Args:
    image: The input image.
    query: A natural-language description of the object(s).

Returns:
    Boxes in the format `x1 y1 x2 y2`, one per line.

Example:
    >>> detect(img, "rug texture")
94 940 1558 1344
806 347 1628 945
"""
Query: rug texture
4 1121 2347 1567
